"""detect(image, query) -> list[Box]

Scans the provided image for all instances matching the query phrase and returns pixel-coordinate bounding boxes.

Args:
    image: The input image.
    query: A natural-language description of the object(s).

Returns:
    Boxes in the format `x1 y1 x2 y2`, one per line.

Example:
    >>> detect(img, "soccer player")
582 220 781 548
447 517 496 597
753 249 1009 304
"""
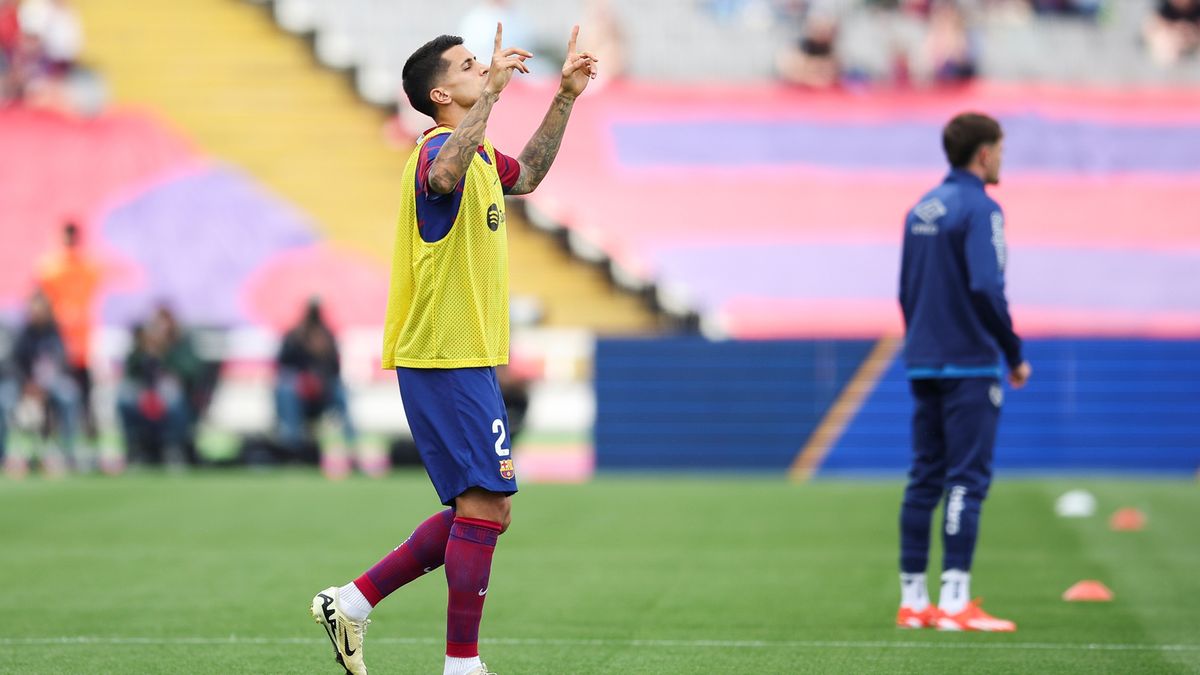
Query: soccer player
894 113 1031 632
310 23 597 675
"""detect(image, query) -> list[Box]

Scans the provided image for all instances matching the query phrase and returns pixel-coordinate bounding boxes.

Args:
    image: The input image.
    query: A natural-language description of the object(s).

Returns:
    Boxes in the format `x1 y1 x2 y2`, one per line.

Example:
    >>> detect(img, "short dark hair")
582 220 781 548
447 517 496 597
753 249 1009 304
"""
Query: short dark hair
942 113 1002 168
402 35 464 118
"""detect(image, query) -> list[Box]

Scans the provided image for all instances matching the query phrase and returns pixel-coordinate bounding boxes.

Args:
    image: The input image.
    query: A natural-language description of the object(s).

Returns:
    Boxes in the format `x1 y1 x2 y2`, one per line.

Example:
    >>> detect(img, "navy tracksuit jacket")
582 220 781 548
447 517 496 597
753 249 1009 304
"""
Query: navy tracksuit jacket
897 168 1023 573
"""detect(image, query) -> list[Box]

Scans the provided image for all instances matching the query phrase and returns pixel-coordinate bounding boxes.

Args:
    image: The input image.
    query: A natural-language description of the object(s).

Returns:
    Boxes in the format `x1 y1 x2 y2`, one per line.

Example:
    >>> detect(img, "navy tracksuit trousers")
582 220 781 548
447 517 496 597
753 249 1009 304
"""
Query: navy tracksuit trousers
900 377 1002 574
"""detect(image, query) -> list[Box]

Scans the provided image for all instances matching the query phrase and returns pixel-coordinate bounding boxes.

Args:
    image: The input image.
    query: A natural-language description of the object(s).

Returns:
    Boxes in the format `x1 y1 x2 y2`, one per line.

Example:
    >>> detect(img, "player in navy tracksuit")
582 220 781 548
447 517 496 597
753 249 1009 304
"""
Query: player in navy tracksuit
894 113 1032 632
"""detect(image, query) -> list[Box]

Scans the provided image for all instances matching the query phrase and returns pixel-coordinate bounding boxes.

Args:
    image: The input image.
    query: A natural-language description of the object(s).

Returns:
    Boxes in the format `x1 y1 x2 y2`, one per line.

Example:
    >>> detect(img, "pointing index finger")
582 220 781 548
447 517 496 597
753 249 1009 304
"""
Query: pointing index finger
567 24 578 54
494 22 503 53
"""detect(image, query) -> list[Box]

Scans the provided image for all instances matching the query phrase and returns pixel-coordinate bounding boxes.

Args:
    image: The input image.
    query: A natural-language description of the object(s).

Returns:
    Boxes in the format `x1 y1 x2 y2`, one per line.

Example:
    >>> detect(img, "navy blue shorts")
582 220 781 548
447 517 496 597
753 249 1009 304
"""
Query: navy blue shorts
396 366 518 506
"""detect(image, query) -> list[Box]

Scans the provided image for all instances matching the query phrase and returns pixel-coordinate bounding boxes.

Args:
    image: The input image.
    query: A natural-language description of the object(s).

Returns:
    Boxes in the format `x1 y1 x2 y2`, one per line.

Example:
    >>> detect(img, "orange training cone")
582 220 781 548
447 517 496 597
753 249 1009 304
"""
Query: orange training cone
1063 580 1113 602
1110 508 1146 531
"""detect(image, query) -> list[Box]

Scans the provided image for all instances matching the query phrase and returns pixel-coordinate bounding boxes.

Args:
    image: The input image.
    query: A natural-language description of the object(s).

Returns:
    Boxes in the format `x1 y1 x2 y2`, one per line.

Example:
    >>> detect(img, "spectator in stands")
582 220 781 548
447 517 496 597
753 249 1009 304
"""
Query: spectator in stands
496 365 530 442
399 6 542 137
705 0 809 27
0 0 18 64
921 0 977 84
152 304 207 413
702 0 754 21
866 0 933 17
0 324 17 471
460 0 540 76
1028 0 1102 18
274 298 358 472
776 13 841 88
1 14 45 102
37 221 104 464
19 0 80 72
0 0 18 101
3 0 100 113
8 290 80 476
1145 0 1200 64
579 0 627 85
117 307 199 466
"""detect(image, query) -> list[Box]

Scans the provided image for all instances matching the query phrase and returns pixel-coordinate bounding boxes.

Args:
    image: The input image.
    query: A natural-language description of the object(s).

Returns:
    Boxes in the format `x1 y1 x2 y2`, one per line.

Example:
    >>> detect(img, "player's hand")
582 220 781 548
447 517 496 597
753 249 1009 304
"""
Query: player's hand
559 25 598 98
1008 361 1032 389
484 22 532 96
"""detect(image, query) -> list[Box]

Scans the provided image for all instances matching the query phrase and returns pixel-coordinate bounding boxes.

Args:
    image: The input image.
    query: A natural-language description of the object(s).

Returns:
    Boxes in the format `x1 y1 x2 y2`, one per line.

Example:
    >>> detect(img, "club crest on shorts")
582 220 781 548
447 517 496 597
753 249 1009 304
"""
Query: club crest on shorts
989 384 1004 408
499 458 515 480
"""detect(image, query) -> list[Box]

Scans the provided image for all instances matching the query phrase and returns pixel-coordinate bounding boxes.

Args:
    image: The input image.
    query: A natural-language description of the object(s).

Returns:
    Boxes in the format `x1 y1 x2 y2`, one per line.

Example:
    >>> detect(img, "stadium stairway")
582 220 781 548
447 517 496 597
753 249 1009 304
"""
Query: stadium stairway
73 0 661 334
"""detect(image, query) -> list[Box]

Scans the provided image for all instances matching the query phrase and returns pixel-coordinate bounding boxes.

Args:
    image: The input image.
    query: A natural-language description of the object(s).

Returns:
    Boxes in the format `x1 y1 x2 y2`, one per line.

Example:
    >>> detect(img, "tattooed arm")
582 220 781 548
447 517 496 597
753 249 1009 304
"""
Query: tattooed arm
508 25 598 196
427 91 500 194
427 23 530 194
507 93 576 196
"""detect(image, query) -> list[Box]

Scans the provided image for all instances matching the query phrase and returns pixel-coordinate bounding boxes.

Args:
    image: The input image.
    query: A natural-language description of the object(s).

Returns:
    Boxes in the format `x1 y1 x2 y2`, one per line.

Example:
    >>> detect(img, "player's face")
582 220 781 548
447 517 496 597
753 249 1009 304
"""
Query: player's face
982 138 1004 185
433 45 488 110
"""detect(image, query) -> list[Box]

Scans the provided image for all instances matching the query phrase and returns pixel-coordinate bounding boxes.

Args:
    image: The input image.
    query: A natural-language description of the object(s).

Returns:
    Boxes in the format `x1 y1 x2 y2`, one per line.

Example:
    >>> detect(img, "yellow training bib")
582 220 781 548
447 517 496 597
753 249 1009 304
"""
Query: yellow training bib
381 128 509 369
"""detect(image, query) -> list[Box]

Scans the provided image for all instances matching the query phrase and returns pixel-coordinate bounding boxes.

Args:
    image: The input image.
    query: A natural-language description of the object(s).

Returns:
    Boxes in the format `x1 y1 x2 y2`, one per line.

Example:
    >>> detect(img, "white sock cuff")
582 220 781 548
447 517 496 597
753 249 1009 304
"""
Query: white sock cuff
900 572 930 610
337 582 373 622
938 569 971 613
444 655 482 675
941 568 970 582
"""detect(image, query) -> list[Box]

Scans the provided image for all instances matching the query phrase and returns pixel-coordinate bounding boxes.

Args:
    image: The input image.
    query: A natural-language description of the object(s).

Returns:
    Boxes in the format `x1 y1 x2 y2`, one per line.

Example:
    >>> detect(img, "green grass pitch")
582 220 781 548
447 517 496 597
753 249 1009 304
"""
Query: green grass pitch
1 472 1197 674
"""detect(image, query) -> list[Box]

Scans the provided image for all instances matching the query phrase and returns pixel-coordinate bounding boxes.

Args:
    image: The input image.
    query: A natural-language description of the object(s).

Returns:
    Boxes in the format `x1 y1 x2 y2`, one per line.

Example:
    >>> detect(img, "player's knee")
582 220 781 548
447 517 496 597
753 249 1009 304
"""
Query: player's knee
481 505 511 534
494 496 512 533
903 484 943 509
456 489 512 532
944 480 988 501
942 482 987 519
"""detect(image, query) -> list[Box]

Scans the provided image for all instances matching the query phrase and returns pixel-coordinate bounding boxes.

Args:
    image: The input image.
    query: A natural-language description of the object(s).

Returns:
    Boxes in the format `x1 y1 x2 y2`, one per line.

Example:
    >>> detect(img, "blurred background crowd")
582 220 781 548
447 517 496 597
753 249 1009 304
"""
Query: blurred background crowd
0 222 373 477
5 0 1199 115
0 0 106 113
1 0 1197 481
284 0 1200 111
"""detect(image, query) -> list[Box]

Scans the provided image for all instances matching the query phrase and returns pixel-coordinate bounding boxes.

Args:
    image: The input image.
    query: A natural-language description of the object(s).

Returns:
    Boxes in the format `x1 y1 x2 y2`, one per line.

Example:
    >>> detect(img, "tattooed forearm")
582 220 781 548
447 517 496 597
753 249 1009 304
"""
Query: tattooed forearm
510 93 576 196
427 91 500 194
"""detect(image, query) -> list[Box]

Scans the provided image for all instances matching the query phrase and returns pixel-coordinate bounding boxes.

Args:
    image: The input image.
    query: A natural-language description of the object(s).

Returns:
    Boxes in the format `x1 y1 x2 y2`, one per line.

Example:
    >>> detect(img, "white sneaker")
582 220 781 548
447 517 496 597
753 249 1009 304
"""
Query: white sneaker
466 664 497 675
310 586 370 674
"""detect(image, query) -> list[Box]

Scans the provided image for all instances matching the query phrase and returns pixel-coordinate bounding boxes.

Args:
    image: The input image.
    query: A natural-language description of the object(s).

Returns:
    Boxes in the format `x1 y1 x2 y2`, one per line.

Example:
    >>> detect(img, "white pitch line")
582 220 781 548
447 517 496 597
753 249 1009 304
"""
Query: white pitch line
0 636 1197 653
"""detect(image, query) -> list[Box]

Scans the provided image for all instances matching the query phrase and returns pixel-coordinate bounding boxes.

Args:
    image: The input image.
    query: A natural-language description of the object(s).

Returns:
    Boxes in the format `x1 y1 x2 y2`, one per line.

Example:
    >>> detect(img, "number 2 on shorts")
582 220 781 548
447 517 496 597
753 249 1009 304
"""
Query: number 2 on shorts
492 418 510 457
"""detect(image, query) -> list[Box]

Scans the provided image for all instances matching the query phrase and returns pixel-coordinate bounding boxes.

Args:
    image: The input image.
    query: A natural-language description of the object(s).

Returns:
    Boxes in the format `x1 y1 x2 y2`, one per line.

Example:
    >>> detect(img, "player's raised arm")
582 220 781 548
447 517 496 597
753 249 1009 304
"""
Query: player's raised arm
507 25 598 196
428 23 532 194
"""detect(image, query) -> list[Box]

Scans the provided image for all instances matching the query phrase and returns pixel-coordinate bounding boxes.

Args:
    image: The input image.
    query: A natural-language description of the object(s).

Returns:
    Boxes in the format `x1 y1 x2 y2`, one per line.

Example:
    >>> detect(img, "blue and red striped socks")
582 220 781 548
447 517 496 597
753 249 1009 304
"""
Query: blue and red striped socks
350 508 456 611
444 516 502 659
339 509 503 673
